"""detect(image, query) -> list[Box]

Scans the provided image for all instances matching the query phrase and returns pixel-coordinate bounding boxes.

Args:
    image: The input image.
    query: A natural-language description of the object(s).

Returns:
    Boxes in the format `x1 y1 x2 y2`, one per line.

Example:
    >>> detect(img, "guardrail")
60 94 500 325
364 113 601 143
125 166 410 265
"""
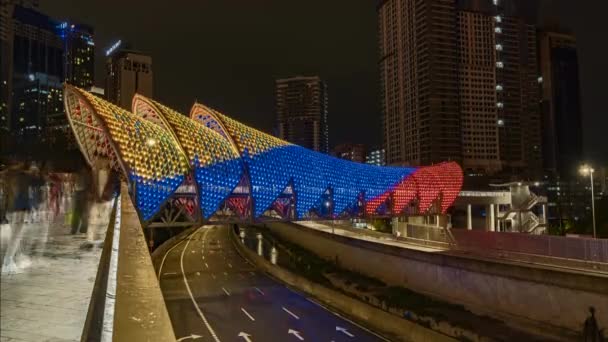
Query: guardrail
451 229 608 264
81 183 175 341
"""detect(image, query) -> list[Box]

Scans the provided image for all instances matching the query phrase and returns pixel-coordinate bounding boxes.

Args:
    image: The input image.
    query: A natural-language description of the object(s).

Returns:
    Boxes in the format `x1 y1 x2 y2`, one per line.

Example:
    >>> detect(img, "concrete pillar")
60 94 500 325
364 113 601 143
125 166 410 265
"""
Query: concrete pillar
541 204 547 224
436 215 440 227
488 204 496 232
466 204 472 230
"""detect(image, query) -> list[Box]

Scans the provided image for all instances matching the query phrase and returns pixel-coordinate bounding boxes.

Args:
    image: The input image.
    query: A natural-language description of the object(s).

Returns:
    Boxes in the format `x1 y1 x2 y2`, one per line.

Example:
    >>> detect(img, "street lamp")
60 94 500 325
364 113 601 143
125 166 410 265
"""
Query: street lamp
579 164 596 238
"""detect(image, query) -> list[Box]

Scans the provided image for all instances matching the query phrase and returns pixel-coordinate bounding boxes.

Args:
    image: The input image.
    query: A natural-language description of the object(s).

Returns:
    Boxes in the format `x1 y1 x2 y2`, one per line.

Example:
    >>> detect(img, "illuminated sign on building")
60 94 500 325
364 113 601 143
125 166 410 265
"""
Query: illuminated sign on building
105 40 122 56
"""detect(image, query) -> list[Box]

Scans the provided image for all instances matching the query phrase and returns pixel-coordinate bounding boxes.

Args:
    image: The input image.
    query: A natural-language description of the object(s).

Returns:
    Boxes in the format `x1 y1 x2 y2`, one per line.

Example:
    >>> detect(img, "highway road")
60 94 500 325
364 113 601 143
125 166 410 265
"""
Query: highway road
156 225 386 342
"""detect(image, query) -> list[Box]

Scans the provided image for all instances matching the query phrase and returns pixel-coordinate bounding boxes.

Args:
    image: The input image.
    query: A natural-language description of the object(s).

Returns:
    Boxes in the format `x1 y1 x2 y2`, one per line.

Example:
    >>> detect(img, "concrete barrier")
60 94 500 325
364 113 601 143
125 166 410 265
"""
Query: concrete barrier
230 227 455 342
267 222 608 339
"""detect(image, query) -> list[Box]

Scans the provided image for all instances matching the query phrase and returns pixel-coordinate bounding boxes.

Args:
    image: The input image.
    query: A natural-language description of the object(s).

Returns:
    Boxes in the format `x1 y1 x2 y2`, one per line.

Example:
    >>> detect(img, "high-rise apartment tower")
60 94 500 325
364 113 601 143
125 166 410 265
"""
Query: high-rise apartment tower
275 76 328 153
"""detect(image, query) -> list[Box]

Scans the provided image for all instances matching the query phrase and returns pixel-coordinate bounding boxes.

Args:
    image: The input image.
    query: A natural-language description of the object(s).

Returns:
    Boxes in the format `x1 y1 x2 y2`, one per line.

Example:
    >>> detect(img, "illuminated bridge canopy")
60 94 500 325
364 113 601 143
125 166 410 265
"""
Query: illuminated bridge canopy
64 85 463 224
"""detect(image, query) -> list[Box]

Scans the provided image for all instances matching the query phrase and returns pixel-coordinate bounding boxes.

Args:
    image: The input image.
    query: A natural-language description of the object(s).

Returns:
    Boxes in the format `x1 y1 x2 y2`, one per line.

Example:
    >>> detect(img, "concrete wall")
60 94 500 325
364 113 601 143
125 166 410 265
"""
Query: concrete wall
267 222 608 337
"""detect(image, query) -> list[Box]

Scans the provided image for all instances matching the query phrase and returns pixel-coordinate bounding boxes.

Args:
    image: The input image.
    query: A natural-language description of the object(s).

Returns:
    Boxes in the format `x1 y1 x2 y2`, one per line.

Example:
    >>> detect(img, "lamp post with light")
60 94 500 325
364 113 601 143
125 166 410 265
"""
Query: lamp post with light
579 164 596 238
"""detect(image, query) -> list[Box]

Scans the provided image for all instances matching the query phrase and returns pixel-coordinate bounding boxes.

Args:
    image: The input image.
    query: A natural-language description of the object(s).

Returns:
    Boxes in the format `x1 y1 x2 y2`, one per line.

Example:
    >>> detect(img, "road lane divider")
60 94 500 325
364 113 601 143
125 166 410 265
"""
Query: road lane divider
241 308 255 321
282 307 300 320
180 228 221 342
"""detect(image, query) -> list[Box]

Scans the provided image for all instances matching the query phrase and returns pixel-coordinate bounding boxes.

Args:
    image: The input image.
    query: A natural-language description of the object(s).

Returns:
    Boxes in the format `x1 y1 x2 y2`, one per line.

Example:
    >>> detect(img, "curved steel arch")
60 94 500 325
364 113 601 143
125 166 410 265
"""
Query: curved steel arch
64 85 189 221
132 95 244 219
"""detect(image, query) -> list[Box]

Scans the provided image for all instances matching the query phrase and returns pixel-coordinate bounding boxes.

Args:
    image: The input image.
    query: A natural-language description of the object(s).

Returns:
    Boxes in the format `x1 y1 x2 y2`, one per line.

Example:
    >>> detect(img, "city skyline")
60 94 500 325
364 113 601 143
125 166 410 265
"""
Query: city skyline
40 0 608 164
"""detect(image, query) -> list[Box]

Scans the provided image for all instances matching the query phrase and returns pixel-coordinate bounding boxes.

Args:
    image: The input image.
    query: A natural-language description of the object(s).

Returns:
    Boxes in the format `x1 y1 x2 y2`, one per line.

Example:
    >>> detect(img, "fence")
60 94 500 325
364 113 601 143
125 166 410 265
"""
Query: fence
451 229 608 264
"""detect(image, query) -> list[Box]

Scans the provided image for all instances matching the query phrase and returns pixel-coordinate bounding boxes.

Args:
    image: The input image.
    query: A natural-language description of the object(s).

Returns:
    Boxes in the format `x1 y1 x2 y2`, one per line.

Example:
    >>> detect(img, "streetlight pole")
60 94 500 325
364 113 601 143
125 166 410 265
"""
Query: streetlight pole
580 164 597 238
589 170 596 239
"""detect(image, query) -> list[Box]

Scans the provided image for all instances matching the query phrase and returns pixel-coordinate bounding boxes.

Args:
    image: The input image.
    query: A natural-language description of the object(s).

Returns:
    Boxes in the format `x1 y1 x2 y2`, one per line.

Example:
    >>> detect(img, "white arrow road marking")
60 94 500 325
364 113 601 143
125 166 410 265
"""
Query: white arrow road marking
336 326 354 337
228 263 232 268
288 329 304 341
176 334 203 341
223 272 228 277
222 287 230 296
241 308 255 321
254 287 264 296
282 307 299 320
163 272 177 276
238 332 252 342
205 263 209 269
211 273 216 280
196 272 200 276
202 255 205 260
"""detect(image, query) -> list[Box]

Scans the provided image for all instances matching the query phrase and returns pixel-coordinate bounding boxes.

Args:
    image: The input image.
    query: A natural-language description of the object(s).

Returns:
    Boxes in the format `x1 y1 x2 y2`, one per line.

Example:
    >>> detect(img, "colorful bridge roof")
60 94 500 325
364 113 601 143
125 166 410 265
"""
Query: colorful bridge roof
64 85 463 223
64 85 188 220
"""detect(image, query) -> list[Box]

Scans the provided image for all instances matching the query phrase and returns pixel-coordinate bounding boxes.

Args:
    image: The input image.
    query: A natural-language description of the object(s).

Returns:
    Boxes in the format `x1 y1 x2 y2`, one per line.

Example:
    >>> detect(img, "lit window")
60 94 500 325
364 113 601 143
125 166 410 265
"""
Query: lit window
493 0 499 5
495 15 502 23
496 84 503 91
495 44 503 51
497 119 505 126
496 102 504 108
496 61 504 68
495 27 502 34
537 76 543 84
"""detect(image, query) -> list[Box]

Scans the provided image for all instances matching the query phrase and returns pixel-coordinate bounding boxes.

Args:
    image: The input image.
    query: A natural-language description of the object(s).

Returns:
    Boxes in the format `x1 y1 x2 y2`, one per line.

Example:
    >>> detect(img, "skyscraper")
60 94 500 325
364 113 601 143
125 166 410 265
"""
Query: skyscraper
378 0 542 178
106 48 153 110
59 22 95 88
538 30 583 179
378 0 461 167
0 0 39 132
275 76 328 153
8 5 64 134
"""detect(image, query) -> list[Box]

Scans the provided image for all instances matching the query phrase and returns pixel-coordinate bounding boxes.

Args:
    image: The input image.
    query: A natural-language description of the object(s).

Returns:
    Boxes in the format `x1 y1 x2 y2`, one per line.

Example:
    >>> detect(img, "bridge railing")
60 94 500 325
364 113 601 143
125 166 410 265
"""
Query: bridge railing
81 183 175 342
451 229 608 266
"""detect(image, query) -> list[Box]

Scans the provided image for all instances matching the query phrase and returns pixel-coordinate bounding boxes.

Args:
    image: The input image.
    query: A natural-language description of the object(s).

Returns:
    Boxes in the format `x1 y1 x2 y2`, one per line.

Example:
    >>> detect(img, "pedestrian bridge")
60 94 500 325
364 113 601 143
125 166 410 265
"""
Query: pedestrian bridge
63 85 463 228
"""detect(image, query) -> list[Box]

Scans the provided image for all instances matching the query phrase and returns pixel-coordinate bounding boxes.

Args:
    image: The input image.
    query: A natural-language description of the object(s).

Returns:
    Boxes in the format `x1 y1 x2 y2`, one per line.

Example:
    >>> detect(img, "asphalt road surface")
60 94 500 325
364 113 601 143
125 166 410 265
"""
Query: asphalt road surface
156 225 386 342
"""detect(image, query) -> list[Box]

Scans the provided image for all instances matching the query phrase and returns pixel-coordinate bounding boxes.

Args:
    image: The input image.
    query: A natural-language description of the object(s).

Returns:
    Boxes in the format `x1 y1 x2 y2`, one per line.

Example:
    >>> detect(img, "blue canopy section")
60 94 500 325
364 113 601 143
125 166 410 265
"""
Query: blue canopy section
131 173 184 221
246 145 416 218
194 156 244 219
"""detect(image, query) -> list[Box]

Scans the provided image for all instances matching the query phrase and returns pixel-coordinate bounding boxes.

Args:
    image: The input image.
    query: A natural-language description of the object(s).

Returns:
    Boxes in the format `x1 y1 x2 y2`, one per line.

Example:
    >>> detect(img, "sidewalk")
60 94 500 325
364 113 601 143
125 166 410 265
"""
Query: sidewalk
1 200 112 342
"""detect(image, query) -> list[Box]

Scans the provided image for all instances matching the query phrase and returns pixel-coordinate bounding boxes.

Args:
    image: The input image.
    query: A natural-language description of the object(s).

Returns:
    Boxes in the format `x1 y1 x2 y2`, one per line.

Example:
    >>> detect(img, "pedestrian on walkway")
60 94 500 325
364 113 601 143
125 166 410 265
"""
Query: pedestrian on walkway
1 162 34 274
70 166 92 234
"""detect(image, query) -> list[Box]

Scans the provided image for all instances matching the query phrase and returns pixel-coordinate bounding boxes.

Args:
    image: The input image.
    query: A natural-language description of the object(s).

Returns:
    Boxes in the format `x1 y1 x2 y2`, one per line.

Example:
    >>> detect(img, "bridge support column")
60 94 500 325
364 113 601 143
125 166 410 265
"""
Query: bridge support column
467 204 472 230
488 204 495 232
541 204 547 224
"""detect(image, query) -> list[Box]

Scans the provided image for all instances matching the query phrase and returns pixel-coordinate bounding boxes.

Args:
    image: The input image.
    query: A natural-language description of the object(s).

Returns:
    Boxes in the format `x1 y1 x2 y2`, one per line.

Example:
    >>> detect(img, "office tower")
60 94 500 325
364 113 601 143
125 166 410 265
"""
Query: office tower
538 31 583 179
8 5 64 135
366 148 386 166
106 48 153 110
1 0 41 132
494 0 542 178
59 22 95 88
457 8 501 174
378 0 542 178
378 0 461 167
332 143 366 163
275 76 328 153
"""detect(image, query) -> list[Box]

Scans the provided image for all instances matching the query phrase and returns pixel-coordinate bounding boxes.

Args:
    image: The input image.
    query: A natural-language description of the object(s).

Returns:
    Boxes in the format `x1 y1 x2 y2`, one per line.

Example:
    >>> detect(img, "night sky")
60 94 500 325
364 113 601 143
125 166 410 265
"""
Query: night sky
41 1 607 164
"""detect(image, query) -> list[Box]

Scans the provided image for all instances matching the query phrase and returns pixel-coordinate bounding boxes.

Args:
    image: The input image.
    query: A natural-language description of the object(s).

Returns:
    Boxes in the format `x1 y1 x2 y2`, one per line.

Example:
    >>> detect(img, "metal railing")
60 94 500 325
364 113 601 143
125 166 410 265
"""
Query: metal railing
81 183 175 341
451 229 608 264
